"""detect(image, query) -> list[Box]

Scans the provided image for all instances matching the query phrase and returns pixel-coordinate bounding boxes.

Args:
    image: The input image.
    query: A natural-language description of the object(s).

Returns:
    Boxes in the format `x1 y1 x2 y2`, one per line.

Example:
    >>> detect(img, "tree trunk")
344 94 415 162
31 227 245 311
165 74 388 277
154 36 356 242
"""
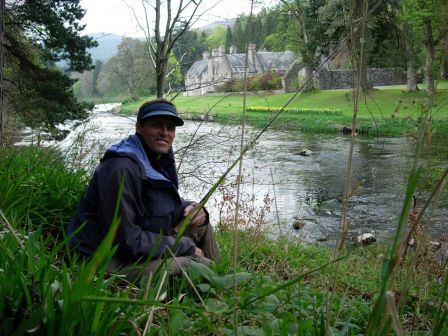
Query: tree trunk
156 58 167 98
127 80 138 101
353 0 371 91
440 33 448 80
302 64 314 92
407 60 419 92
404 27 419 92
359 54 372 91
423 18 435 95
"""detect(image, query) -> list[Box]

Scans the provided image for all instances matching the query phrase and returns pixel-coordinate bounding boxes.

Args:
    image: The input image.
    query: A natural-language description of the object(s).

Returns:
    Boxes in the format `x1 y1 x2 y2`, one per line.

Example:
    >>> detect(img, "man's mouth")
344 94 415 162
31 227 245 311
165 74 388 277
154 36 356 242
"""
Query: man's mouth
155 139 169 145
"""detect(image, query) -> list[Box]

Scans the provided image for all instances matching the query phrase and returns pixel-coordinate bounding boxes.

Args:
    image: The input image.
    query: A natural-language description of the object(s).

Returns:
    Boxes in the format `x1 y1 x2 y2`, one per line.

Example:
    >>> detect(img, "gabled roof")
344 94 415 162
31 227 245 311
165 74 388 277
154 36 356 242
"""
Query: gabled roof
257 51 296 71
186 50 296 79
186 59 208 79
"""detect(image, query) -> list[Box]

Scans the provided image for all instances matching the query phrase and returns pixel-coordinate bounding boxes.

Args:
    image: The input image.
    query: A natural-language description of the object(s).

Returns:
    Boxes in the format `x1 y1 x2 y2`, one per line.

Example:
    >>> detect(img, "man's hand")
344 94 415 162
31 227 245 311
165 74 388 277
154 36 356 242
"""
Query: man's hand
183 202 206 227
194 247 204 257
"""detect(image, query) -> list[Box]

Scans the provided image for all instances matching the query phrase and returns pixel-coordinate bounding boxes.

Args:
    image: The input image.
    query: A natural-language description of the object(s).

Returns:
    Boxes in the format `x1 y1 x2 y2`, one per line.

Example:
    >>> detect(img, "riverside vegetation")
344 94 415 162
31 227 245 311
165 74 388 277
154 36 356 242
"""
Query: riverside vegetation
1 107 447 334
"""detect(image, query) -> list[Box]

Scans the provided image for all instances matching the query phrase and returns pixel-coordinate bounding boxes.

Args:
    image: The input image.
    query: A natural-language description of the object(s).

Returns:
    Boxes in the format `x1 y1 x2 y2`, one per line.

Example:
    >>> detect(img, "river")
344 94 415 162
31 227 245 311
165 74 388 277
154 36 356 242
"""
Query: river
21 103 447 244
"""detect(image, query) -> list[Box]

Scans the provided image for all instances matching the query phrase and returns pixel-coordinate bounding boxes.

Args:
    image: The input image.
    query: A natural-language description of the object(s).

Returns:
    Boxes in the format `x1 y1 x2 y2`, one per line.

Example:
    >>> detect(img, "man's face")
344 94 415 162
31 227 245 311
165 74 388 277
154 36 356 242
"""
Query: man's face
136 117 176 157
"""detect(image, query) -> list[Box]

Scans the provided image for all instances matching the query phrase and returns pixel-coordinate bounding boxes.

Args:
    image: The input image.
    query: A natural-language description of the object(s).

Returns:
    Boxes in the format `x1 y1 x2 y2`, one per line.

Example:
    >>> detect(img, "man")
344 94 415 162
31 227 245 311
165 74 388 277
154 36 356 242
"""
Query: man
68 98 221 281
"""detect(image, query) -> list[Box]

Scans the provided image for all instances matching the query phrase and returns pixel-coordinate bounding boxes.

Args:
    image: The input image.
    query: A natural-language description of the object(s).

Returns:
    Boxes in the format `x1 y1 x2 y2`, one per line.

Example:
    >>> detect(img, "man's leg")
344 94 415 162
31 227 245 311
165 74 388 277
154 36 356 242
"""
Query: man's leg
185 222 221 262
106 254 214 283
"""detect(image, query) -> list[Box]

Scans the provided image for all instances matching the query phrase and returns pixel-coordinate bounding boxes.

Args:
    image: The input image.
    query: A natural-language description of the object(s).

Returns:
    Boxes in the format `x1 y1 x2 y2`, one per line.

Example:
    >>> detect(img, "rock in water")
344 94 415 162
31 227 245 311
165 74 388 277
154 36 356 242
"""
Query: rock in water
292 219 305 230
298 148 312 156
357 233 377 245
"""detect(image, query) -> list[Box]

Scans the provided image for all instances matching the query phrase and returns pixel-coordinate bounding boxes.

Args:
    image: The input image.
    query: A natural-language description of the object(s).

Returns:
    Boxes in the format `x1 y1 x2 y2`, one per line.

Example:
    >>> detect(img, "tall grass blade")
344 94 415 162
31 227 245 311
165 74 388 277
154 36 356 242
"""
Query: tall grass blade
432 273 448 335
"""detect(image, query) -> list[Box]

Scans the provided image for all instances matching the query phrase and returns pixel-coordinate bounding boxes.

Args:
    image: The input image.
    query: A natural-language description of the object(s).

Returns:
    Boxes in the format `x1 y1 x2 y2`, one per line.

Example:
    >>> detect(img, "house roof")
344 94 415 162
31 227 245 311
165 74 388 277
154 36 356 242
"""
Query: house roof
186 59 208 79
257 51 296 71
186 50 296 79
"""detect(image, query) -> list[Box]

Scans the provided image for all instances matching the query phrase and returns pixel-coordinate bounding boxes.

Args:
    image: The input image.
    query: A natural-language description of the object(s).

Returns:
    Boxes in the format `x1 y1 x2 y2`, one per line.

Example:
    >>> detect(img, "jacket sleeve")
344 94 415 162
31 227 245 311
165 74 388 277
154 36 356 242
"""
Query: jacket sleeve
97 158 196 260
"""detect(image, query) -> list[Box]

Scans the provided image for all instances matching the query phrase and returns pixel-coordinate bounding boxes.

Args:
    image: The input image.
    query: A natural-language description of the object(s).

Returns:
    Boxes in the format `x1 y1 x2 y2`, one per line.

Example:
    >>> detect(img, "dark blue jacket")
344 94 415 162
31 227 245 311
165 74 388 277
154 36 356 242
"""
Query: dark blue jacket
67 134 196 261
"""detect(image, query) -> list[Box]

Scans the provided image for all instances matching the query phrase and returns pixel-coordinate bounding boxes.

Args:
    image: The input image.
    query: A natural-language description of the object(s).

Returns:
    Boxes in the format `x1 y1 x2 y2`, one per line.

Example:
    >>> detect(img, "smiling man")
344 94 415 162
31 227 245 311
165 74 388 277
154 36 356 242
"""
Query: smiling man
67 99 221 281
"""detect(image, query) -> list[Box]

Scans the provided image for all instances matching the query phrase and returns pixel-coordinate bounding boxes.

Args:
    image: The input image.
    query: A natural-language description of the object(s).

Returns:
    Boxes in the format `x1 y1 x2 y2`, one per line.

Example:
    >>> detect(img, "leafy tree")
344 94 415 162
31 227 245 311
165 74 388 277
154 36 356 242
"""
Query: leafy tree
400 0 448 94
97 38 155 99
279 0 330 91
233 17 246 53
2 0 97 142
362 1 404 69
249 15 263 49
172 27 207 77
206 25 226 50
165 53 184 93
257 7 279 50
92 60 103 96
225 26 233 53
440 32 448 80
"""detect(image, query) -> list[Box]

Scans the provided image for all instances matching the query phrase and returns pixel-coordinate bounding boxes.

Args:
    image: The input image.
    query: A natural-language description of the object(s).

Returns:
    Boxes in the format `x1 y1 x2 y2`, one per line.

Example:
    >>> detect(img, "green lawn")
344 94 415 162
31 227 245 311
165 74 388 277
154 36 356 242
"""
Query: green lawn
119 82 448 136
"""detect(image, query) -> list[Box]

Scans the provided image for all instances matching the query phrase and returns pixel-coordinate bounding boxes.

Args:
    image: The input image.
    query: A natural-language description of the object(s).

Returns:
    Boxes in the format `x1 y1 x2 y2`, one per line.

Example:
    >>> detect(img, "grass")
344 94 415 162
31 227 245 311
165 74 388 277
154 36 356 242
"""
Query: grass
115 81 448 136
0 146 89 236
0 147 446 334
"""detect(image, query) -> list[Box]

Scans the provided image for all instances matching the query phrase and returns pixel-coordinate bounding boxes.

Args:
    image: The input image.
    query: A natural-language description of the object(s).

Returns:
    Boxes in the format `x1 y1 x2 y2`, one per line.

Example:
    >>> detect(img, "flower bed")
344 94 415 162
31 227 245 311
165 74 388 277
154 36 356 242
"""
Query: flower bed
247 106 343 116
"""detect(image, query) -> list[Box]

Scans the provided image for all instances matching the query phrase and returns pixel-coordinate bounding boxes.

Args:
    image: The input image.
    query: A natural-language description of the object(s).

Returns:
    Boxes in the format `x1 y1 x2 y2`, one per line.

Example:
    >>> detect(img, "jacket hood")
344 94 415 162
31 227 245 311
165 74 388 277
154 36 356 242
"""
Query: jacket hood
105 134 172 184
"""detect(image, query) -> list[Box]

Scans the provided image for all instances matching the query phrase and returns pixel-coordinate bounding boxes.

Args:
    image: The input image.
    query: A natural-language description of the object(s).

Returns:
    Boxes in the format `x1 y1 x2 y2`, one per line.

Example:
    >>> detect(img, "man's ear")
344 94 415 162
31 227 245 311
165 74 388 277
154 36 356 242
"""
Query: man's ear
135 121 142 133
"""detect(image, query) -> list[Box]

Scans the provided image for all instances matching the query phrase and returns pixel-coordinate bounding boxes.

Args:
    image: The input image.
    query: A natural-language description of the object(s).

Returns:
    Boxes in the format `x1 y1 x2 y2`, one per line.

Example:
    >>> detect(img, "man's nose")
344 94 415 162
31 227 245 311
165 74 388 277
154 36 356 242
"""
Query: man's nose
159 124 168 134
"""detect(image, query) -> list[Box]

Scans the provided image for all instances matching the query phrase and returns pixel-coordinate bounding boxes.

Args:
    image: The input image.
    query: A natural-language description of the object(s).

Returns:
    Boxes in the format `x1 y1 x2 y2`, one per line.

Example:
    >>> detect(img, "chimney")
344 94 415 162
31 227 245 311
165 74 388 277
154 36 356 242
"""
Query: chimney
248 43 256 71
218 44 225 56
247 43 263 73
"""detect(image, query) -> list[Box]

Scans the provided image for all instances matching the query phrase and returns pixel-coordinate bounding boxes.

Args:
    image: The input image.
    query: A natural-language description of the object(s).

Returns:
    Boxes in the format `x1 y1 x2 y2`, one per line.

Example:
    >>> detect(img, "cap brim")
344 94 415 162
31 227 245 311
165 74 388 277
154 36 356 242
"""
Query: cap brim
139 111 184 126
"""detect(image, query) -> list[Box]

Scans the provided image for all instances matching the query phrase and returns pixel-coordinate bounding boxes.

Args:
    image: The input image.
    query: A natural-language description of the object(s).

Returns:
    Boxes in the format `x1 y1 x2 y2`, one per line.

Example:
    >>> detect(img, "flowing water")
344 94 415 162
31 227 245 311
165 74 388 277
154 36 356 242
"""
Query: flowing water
20 104 447 244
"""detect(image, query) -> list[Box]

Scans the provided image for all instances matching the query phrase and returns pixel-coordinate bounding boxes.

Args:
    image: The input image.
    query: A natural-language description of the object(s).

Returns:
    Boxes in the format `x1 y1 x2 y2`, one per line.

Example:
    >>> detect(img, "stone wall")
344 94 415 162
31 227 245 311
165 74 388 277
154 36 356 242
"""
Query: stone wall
314 68 406 90
314 69 353 90
282 62 306 93
367 68 406 87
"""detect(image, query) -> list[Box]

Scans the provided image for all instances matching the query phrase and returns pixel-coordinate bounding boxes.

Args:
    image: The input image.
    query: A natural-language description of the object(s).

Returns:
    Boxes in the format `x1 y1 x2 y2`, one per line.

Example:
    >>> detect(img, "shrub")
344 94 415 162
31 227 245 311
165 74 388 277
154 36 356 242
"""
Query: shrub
0 146 89 237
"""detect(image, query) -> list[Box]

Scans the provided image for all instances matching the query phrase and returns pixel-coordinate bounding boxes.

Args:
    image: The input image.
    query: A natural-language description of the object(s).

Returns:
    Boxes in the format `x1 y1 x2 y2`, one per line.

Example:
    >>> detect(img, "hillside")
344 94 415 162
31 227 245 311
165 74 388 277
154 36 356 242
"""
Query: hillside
88 32 123 62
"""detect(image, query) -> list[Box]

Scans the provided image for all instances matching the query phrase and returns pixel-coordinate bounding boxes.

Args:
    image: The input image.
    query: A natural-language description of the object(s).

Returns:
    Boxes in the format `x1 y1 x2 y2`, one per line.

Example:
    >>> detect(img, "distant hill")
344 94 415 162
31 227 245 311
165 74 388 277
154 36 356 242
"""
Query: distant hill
197 18 235 32
85 22 234 63
88 33 123 62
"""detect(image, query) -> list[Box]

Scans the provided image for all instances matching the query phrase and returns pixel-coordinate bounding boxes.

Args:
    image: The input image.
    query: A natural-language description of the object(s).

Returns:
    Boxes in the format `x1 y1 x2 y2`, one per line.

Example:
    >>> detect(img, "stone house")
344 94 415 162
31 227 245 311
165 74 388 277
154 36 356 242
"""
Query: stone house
185 43 296 96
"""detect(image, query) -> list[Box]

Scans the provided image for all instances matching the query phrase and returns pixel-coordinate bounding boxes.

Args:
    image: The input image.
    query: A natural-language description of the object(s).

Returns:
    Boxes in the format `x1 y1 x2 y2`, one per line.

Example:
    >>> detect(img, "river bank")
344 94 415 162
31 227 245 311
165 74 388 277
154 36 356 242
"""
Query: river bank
0 146 446 334
117 83 448 136
16 102 447 242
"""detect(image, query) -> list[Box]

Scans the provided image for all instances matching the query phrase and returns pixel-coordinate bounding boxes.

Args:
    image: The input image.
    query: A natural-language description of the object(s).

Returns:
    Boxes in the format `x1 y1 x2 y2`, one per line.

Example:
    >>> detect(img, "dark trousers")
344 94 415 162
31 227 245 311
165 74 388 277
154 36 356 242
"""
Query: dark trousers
106 222 221 282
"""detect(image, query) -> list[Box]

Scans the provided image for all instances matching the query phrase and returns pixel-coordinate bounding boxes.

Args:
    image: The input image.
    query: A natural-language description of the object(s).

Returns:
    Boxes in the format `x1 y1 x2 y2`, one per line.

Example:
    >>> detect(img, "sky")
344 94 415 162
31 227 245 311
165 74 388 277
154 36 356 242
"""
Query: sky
80 0 268 37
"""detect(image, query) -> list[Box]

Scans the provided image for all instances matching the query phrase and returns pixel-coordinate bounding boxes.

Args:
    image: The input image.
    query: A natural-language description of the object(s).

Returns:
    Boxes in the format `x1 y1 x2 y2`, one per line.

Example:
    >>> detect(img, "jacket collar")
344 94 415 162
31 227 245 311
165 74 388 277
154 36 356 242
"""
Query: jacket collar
105 134 172 184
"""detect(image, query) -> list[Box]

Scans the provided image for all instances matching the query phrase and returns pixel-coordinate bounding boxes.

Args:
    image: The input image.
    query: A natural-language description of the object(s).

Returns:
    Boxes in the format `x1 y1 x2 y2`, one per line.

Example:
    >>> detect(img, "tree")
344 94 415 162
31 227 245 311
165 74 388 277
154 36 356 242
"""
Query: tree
225 26 233 53
172 27 207 77
257 7 280 50
92 60 103 96
128 0 207 98
205 25 226 50
2 0 97 142
440 32 448 80
279 0 329 92
232 17 246 53
97 38 155 99
401 0 448 94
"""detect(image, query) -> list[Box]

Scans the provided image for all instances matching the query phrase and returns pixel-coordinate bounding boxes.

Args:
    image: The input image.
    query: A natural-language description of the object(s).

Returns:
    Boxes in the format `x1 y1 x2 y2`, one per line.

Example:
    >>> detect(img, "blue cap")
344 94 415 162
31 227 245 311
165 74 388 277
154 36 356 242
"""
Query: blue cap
137 102 184 126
